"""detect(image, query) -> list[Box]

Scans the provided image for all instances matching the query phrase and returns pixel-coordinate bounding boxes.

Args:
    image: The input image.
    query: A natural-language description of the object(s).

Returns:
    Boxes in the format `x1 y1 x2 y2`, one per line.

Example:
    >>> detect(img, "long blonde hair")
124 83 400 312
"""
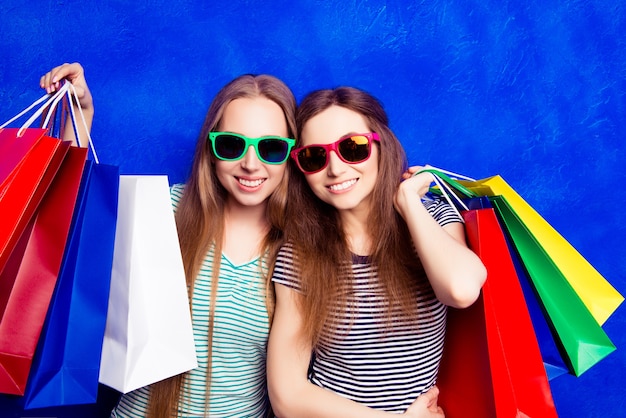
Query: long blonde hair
148 74 296 417
287 86 424 346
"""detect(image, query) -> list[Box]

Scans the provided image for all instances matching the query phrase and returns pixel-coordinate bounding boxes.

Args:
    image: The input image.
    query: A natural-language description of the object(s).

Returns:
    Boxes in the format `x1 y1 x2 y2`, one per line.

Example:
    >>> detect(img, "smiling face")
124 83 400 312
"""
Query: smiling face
214 96 289 210
299 105 379 215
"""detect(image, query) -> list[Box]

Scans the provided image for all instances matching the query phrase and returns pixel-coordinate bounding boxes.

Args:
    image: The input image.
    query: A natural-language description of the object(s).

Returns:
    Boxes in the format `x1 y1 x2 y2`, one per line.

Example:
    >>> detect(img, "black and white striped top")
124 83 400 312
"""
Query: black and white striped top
272 198 461 413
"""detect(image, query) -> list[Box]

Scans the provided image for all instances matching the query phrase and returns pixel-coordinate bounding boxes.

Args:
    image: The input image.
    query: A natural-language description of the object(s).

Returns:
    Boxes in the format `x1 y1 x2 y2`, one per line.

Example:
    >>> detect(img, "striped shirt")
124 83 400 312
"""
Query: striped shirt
272 198 461 413
111 184 270 418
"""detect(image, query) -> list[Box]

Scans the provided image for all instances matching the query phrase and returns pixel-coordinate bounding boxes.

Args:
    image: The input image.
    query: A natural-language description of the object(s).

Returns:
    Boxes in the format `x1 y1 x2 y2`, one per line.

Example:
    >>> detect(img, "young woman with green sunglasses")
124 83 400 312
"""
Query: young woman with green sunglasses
40 63 296 418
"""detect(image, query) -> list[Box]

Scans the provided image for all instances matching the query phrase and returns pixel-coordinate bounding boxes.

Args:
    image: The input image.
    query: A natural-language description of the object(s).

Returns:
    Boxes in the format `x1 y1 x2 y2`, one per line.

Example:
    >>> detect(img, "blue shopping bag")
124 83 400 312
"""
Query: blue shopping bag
22 160 119 409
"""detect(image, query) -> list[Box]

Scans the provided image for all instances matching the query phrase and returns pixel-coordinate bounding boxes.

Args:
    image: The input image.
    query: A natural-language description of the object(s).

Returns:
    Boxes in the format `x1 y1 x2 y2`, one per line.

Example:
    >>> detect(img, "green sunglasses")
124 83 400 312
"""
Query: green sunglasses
208 132 296 165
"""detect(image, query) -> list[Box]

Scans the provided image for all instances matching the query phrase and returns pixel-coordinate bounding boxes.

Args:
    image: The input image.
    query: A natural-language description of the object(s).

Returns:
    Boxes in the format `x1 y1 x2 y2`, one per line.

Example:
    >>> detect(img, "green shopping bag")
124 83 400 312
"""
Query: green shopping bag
489 195 615 376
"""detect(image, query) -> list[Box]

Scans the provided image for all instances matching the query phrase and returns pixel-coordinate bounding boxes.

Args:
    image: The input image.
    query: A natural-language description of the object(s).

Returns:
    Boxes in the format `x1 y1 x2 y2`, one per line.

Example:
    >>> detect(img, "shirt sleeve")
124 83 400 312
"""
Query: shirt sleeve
170 183 185 213
272 242 304 292
422 196 463 227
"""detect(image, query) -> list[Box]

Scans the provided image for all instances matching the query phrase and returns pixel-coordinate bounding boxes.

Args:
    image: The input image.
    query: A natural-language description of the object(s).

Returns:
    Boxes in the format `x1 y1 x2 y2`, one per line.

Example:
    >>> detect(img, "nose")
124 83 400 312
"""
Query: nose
325 150 346 177
240 145 261 170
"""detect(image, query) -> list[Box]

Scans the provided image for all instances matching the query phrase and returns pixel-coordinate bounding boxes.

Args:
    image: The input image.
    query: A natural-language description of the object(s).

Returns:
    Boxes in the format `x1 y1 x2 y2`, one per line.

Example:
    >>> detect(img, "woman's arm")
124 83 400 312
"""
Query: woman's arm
394 169 487 308
268 283 389 418
267 283 443 418
40 62 93 147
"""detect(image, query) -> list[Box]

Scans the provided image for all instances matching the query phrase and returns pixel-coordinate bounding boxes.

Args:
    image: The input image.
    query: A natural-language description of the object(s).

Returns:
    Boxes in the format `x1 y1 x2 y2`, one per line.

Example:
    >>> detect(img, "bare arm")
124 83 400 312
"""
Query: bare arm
267 283 444 417
268 283 390 418
40 62 93 147
394 168 487 308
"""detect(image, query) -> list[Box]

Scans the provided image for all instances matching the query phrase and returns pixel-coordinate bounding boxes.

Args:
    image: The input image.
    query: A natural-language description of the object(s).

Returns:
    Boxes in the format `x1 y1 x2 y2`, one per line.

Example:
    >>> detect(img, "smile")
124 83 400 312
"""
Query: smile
328 179 357 191
238 177 265 187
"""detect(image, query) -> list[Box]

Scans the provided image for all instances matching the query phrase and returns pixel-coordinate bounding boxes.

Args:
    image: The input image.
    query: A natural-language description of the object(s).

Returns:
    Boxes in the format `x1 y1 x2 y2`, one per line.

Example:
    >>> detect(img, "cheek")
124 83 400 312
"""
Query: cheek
213 160 239 184
364 147 381 175
304 172 323 189
213 160 229 175
268 164 287 179
303 173 329 200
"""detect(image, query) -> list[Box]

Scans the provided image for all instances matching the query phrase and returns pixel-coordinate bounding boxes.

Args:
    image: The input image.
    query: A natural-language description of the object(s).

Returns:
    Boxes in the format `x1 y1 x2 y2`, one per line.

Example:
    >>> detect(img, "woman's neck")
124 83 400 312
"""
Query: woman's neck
339 208 372 256
222 198 270 264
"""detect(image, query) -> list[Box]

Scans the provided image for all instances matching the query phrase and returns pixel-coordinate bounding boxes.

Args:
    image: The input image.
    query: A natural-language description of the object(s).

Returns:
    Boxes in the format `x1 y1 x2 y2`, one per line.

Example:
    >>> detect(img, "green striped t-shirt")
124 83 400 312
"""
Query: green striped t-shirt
110 184 270 417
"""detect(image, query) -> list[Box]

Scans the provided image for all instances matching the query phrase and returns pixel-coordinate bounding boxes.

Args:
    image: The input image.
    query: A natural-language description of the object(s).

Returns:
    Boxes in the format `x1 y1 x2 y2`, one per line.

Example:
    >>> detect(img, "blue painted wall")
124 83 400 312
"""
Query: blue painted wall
1 1 624 416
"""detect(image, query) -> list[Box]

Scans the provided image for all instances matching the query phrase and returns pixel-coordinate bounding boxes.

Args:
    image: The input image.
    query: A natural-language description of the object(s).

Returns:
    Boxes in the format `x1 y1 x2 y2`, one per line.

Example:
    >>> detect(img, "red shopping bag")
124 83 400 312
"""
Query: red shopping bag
0 128 49 187
437 292 496 417
0 128 68 274
438 208 557 417
0 142 87 395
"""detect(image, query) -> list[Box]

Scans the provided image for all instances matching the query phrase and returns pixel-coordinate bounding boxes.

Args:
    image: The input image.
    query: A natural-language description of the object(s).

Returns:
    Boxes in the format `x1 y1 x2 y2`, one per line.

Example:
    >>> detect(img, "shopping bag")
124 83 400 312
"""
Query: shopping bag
99 175 197 393
464 191 570 380
438 207 557 417
0 131 68 275
0 86 82 395
0 84 74 273
490 195 616 376
505 235 570 380
0 84 68 191
469 208 556 416
437 294 496 417
462 175 623 326
22 160 119 408
424 168 619 376
0 128 48 187
0 144 83 395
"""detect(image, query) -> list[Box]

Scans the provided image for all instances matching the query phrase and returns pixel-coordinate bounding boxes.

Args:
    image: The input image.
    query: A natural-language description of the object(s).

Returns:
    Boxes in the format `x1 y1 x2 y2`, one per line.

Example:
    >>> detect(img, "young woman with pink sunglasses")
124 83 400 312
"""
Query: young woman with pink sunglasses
267 87 487 417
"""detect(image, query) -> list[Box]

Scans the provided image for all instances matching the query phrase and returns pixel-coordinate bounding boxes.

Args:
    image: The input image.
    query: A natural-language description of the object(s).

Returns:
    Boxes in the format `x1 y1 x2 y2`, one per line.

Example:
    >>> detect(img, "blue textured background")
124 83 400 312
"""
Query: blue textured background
1 1 624 417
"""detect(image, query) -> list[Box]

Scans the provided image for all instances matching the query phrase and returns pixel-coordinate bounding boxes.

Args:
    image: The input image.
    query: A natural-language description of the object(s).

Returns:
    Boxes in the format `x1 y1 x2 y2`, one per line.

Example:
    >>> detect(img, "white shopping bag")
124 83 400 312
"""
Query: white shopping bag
99 175 197 393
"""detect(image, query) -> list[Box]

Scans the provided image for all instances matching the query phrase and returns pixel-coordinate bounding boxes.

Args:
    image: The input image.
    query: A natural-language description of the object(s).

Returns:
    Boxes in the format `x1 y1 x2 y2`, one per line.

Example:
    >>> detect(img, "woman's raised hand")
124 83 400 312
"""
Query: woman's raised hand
39 62 93 146
40 62 93 111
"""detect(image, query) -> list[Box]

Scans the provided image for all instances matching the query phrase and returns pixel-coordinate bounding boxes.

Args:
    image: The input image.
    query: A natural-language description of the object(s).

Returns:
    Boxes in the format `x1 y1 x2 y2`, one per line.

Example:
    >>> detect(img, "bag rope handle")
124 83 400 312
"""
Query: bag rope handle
414 166 482 218
66 83 99 163
416 166 478 199
0 82 99 163
0 82 71 133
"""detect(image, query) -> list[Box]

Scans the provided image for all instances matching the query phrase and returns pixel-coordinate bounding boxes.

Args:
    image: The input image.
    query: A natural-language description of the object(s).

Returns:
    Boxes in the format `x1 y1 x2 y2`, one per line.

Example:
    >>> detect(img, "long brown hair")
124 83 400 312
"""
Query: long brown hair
148 74 296 417
287 86 423 346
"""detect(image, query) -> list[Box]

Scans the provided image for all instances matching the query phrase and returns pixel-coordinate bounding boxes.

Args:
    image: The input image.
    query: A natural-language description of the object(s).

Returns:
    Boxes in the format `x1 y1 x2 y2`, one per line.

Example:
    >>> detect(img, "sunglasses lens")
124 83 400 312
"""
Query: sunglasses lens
297 147 327 173
338 135 371 163
214 134 245 160
259 139 290 163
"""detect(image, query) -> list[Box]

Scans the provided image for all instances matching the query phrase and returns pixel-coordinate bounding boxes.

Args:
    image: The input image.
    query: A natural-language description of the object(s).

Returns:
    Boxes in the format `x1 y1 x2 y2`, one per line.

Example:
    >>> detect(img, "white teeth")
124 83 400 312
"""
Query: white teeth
239 178 265 187
329 179 357 191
